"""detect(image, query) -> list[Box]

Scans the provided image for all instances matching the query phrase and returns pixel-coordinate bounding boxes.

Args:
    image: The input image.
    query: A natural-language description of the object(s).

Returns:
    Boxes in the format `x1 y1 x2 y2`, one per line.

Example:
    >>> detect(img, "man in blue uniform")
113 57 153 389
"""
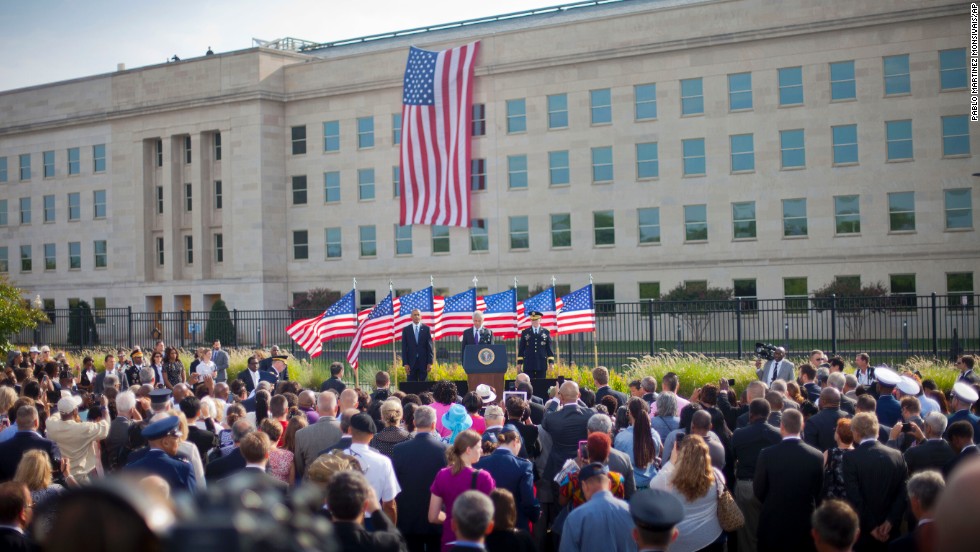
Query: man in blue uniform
517 311 554 379
125 416 197 493
945 382 980 444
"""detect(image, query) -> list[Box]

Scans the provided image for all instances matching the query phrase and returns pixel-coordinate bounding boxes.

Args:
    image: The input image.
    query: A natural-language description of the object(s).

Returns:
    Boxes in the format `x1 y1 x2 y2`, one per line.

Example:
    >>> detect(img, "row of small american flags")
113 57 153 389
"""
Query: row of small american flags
285 284 597 369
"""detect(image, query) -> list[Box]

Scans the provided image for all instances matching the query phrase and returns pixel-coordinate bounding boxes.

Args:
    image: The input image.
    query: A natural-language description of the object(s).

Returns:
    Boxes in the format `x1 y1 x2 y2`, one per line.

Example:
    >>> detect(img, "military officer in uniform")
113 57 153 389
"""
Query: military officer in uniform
517 311 554 379
125 416 197 493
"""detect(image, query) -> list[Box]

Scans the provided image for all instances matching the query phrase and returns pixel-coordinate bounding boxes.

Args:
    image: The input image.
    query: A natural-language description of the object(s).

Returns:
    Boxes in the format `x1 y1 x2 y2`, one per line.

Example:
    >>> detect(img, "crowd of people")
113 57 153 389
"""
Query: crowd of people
1 339 979 552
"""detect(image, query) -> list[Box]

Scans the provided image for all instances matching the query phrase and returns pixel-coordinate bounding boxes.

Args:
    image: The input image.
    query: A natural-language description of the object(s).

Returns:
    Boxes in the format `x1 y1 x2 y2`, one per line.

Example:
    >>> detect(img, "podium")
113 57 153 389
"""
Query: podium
463 344 508 399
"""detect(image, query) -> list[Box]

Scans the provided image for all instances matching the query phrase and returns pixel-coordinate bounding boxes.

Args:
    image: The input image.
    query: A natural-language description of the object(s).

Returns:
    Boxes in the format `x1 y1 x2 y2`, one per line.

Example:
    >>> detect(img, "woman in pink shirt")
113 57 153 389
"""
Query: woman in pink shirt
429 430 496 551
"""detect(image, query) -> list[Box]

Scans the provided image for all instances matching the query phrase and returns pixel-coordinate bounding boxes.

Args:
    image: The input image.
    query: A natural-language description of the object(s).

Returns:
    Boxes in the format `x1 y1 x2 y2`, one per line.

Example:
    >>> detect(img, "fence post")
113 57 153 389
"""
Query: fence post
233 309 239 347
648 299 656 356
179 310 186 349
735 298 743 359
127 307 133 348
830 294 837 356
676 322 682 352
931 292 938 357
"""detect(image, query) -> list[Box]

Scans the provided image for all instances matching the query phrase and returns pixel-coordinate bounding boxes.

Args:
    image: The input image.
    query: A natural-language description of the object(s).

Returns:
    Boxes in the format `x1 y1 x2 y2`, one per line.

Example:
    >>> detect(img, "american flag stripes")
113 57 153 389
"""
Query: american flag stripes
346 293 395 370
434 288 477 340
393 287 436 340
398 42 480 228
285 289 357 358
556 285 597 335
518 287 559 332
478 289 519 339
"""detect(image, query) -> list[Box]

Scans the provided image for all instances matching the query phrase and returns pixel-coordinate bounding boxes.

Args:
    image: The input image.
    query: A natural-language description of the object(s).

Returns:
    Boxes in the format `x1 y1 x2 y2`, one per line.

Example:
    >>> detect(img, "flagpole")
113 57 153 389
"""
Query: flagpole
390 281 395 391
352 277 357 387
590 274 598 369
513 276 519 372
552 275 560 368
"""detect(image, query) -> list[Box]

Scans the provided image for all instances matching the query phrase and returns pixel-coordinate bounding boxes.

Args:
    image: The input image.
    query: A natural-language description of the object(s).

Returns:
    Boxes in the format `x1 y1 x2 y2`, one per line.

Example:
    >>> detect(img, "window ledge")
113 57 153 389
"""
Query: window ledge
883 92 912 99
638 241 662 247
778 103 804 109
471 188 488 194
358 199 376 203
593 244 616 248
549 183 571 189
886 158 914 163
509 249 529 253
684 240 708 245
888 230 916 235
469 250 489 255
732 237 757 242
551 246 572 251
731 170 756 175
834 233 862 238
507 188 529 192
729 108 753 114
590 122 612 127
780 165 806 171
942 154 972 160
547 126 569 132
782 235 809 240
634 117 658 123
592 181 614 185
680 113 705 118
944 227 974 233
394 253 413 258
682 174 706 179
833 162 859 168
829 98 857 104
636 177 659 182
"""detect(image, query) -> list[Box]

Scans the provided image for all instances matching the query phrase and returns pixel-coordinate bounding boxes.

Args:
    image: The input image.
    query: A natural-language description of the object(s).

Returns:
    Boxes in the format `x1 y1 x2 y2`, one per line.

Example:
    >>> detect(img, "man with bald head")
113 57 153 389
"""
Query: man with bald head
293 390 342 479
338 388 359 413
803 387 849 452
541 381 592 484
756 347 794 385
461 310 493 363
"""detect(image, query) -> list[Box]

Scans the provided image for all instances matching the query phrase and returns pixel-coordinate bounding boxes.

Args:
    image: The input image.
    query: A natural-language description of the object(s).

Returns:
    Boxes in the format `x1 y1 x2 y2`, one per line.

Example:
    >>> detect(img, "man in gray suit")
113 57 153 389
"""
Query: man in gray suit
293 390 342 479
103 391 138 472
211 340 229 383
756 347 794 385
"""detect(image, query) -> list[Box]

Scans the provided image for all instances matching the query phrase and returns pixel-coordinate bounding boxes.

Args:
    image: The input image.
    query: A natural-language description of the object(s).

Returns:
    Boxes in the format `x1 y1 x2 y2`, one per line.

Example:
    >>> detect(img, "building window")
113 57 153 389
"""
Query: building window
830 60 856 100
357 116 374 149
780 129 805 168
359 225 376 257
636 142 659 179
939 48 967 90
549 151 570 186
507 155 528 189
634 83 657 120
0 200 6 226
154 238 163 267
292 175 308 205
291 125 306 155
395 225 412 255
469 219 488 252
637 207 661 244
42 195 54 223
680 78 703 116
19 153 30 181
19 198 30 225
392 166 400 198
214 233 223 263
70 241 82 269
293 230 308 260
93 144 106 172
941 115 970 156
0 156 6 182
472 104 486 137
155 187 163 215
323 120 340 152
213 181 222 209
734 279 758 307
509 216 529 250
592 146 613 182
319 171 339 203
682 138 706 176
184 136 192 164
944 188 973 230
69 193 80 221
595 283 615 315
392 113 402 145
183 236 193 264
0 247 7 273
43 151 55 178
732 201 756 239
832 124 858 165
782 198 808 237
155 140 163 167
590 88 612 124
784 277 808 312
639 282 661 304
728 72 752 111
730 134 755 172
550 213 571 248
684 204 707 242
358 168 375 201
777 67 803 106
834 195 861 234
883 54 911 96
548 94 568 129
92 190 106 219
184 183 193 211
890 274 916 297
885 120 913 161
20 245 31 272
506 99 526 133
43 244 56 271
947 272 974 308
94 240 107 268
214 132 222 161
325 227 342 259
431 226 450 254
888 192 915 232
66 147 80 175
471 159 486 191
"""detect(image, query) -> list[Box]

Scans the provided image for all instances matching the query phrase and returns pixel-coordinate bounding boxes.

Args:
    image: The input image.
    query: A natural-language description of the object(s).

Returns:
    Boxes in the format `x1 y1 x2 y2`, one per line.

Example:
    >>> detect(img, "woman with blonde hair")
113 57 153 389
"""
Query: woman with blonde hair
0 386 18 429
14 449 72 533
429 430 496 551
370 398 410 457
650 435 725 552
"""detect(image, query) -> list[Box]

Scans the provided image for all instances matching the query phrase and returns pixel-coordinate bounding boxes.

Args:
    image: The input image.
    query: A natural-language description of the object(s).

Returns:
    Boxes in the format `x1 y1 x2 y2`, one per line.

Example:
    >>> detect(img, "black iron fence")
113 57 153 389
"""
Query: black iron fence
14 294 978 366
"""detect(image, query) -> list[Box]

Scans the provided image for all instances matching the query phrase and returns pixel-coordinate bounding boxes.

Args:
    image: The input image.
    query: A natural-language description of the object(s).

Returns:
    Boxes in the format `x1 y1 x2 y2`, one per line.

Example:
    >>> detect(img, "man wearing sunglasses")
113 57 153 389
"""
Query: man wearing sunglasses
956 355 979 385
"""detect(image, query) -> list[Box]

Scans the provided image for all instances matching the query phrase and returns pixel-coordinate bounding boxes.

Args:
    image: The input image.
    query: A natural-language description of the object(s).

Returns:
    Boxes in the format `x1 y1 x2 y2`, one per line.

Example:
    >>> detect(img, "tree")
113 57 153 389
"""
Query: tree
811 280 889 341
656 283 734 345
0 276 49 356
292 288 341 313
67 300 100 347
205 299 236 344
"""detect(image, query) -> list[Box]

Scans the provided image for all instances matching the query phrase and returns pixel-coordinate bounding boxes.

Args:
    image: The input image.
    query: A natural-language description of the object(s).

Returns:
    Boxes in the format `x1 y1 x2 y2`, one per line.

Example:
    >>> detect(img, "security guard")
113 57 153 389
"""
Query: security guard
125 416 197 493
517 311 554 379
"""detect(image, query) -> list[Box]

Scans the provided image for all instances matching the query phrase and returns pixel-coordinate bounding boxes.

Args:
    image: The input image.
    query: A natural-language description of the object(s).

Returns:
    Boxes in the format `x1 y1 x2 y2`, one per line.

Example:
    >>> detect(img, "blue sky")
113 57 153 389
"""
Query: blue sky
0 0 563 91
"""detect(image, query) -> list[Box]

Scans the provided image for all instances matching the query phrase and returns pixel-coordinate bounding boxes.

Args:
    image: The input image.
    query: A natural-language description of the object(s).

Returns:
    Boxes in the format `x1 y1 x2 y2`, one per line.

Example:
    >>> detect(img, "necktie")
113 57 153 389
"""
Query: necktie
474 329 479 342
770 361 778 384
414 325 419 341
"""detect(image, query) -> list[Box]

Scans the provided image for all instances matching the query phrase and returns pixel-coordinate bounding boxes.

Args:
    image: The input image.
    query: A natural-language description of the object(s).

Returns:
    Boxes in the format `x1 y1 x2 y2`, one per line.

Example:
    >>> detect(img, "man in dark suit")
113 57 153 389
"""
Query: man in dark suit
889 471 943 552
390 405 447 552
328 470 406 552
904 412 955 475
504 395 541 460
0 406 61 482
401 309 434 382
955 354 979 385
942 420 979 479
541 382 593 484
754 409 823 552
93 354 130 394
593 366 628 409
800 364 821 403
475 425 540 531
460 311 493 363
237 355 263 394
205 419 253 481
103 391 138 472
842 412 908 551
803 387 850 452
517 311 554 379
732 398 781 552
319 361 347 394
179 396 218 467
0 482 33 552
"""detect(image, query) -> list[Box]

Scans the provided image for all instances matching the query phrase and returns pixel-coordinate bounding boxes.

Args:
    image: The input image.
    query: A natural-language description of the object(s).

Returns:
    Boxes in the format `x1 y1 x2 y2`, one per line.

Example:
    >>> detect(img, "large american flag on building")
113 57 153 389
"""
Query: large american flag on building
434 288 477 340
556 285 597 335
518 287 559 332
478 289 519 339
398 42 480 228
393 287 436 340
285 289 357 358
346 293 395 370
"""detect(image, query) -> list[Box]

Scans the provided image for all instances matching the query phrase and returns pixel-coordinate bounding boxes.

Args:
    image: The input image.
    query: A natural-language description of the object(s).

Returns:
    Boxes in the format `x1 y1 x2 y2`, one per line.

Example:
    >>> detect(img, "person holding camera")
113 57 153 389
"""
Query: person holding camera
755 346 793 385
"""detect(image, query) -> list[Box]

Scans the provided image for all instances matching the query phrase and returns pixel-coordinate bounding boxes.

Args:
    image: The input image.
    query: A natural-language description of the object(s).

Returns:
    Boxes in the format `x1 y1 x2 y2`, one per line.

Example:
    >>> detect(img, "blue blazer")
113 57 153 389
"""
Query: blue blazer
0 431 62 481
475 448 540 530
945 409 980 443
205 447 246 481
